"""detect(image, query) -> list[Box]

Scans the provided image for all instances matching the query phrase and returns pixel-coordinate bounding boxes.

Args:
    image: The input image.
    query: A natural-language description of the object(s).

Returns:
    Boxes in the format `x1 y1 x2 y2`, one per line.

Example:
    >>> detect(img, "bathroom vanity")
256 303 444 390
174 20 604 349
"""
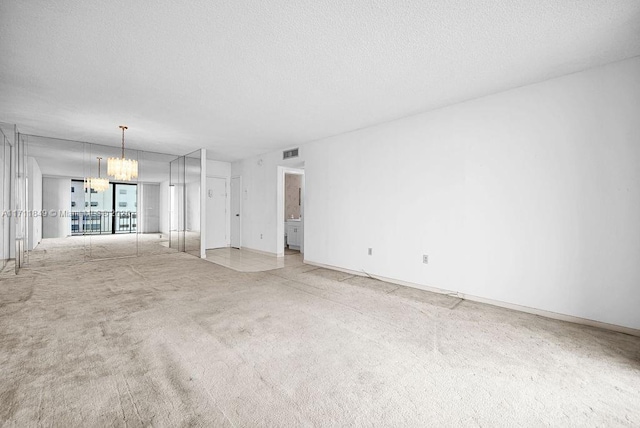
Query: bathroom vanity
285 219 303 251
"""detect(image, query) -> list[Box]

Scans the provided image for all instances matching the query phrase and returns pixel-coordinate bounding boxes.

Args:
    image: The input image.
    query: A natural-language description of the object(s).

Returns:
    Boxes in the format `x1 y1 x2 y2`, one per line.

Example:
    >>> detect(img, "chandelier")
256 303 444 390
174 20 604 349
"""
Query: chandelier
108 125 138 181
85 157 110 192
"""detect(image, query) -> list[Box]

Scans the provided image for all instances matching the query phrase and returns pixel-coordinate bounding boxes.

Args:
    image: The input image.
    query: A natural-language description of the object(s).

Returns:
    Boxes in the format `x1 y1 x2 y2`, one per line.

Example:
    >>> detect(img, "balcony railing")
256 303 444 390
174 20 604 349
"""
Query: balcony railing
71 211 137 235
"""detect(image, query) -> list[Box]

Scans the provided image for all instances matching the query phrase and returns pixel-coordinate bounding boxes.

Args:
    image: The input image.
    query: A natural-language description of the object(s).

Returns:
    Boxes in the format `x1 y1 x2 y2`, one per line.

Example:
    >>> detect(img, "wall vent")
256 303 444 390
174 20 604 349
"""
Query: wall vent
283 148 299 160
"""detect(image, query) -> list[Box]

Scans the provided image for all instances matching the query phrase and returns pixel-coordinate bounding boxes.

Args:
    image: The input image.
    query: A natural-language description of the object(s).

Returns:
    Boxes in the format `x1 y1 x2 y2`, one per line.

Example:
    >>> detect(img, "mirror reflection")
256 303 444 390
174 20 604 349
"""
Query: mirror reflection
185 150 202 257
17 134 202 267
0 124 11 272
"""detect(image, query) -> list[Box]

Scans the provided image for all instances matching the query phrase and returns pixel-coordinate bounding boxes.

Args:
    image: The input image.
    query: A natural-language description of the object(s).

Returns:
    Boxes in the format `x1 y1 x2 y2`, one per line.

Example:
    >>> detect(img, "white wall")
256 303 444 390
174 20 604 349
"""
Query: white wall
232 150 305 254
42 177 71 239
27 157 42 250
208 160 231 178
234 56 640 330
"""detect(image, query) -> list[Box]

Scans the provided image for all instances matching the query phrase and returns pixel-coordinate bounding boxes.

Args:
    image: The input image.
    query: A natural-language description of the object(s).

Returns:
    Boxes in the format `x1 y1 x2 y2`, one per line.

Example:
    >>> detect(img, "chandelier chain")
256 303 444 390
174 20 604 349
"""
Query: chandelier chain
120 125 128 159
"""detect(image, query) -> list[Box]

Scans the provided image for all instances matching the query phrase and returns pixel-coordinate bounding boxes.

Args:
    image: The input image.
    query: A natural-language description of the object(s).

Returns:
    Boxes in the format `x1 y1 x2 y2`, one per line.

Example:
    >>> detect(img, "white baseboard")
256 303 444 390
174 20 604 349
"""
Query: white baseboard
303 260 640 337
242 246 280 258
207 245 282 258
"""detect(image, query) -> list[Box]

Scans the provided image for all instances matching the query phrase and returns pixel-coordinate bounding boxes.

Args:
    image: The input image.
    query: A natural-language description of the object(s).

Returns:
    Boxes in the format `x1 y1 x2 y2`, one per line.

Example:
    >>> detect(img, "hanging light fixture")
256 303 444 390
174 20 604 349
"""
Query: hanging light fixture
108 125 138 181
85 157 110 192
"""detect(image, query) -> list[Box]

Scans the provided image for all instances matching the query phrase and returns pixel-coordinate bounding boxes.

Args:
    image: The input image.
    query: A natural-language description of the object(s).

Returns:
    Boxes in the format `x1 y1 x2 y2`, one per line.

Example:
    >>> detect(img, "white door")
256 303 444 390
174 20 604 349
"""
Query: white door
230 176 241 248
206 177 226 249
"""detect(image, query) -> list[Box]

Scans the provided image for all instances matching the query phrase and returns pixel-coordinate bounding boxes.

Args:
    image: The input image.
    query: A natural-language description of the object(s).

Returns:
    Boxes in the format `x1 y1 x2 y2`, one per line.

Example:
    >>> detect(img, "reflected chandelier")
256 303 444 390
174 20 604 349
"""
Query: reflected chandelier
108 125 138 181
85 157 110 192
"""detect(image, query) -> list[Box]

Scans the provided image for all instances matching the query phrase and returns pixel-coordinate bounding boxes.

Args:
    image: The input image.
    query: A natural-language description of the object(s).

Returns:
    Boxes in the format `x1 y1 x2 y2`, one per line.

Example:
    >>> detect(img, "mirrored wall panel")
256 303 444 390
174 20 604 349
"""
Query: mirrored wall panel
185 150 201 257
17 133 190 267
169 155 185 252
23 135 88 267
14 132 28 270
0 123 12 272
85 142 139 260
138 150 176 255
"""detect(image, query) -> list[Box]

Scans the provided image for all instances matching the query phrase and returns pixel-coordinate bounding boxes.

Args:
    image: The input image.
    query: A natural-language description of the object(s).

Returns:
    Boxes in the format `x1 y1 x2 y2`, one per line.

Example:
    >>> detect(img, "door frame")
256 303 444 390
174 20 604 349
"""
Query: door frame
230 175 242 249
277 166 304 257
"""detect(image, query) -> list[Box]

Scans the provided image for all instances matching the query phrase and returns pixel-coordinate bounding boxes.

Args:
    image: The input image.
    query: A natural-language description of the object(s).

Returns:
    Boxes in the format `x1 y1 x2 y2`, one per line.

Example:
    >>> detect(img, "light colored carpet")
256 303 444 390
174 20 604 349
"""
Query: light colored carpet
1 247 639 426
25 234 176 269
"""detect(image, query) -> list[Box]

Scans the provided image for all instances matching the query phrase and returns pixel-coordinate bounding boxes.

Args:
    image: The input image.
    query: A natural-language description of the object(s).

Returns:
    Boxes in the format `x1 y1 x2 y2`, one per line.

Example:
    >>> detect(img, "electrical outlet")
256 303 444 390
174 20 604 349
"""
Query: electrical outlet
423 255 429 264
368 248 373 256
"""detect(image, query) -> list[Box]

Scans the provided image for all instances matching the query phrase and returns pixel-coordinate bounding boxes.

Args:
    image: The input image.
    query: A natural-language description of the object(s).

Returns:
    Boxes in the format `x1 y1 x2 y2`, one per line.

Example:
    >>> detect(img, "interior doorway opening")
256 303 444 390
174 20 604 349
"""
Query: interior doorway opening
277 166 304 257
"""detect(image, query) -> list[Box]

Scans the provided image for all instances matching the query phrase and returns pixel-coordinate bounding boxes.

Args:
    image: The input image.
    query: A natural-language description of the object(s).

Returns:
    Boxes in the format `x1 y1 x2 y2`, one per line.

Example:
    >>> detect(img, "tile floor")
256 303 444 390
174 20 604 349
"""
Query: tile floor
205 247 304 272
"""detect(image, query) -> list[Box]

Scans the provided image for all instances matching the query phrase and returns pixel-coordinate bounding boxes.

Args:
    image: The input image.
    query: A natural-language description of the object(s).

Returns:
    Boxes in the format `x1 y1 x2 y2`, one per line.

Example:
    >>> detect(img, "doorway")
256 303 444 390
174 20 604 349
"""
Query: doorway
278 167 304 257
206 176 227 249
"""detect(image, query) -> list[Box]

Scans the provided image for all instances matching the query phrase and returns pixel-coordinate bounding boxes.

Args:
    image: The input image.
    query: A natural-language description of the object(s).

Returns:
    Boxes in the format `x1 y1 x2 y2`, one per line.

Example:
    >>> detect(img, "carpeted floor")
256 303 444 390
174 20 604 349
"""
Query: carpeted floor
1 245 639 426
24 234 176 269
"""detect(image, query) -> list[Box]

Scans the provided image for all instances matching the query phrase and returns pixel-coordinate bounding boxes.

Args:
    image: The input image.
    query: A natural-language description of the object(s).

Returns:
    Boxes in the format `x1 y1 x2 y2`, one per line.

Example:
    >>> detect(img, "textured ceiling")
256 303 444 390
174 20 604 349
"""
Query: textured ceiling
1 0 639 161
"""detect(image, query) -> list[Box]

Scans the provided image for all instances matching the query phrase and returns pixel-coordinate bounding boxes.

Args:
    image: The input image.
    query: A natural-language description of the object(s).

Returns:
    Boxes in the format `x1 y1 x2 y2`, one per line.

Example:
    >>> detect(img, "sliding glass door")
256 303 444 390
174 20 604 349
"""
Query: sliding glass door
113 183 137 233
72 180 113 235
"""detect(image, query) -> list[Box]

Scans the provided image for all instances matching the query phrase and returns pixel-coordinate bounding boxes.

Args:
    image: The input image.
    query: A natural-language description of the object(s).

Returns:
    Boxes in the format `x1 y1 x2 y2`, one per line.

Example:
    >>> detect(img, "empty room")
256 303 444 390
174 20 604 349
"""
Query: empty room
1 0 639 426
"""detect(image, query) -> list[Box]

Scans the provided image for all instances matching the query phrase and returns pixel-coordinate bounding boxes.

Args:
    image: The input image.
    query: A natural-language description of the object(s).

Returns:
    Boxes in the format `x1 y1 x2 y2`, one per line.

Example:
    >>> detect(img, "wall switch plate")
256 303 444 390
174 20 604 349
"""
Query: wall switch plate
423 255 429 264
368 248 373 255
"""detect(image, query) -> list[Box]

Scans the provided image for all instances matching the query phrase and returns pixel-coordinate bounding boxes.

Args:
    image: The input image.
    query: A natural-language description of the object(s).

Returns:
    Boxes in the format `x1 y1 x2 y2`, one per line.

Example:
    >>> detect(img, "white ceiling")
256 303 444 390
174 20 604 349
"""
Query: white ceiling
1 0 639 161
